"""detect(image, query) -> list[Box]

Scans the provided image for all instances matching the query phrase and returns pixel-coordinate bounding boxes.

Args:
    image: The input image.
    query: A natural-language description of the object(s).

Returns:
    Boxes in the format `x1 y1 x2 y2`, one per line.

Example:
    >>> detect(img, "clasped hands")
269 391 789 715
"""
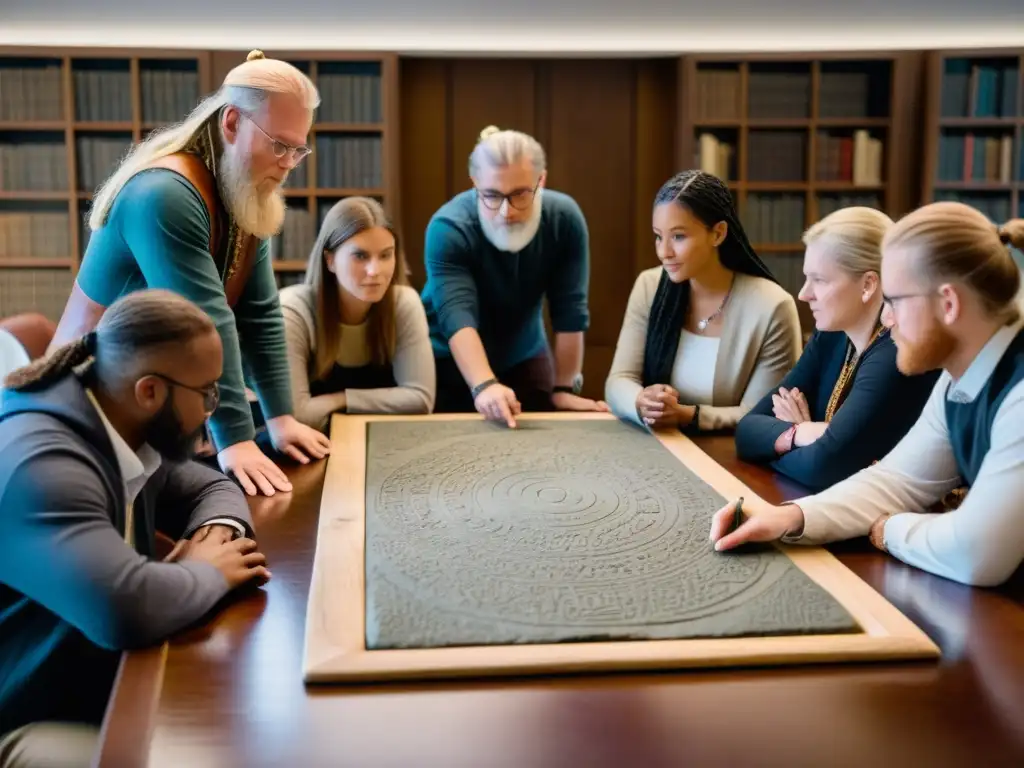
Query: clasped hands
474 381 608 429
635 384 695 430
771 386 828 448
163 524 271 590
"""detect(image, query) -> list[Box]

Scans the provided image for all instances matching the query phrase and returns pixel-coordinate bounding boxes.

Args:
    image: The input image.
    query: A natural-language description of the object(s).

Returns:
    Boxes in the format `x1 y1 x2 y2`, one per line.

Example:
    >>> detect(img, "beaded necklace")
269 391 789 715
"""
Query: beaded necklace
823 320 887 422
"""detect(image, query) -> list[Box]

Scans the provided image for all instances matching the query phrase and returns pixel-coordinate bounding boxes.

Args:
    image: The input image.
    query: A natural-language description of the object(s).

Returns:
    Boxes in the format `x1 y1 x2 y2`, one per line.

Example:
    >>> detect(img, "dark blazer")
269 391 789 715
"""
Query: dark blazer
734 329 940 492
0 372 254 735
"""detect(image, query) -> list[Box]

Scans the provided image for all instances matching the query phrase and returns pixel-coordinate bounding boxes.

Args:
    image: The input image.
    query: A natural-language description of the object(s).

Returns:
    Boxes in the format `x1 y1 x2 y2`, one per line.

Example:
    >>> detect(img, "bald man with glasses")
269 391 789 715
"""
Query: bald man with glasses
49 51 330 498
420 126 607 425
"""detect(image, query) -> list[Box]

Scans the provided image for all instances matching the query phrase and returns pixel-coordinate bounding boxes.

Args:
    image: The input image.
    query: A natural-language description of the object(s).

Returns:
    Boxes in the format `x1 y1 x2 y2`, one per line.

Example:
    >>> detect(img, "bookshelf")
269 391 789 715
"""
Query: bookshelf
0 47 400 314
678 52 923 331
0 47 211 320
209 51 400 289
921 49 1022 226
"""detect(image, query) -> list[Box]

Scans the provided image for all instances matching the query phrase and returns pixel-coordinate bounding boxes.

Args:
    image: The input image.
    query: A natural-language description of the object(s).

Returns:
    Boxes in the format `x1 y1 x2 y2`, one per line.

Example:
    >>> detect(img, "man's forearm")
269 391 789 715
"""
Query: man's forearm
553 331 584 387
448 327 496 389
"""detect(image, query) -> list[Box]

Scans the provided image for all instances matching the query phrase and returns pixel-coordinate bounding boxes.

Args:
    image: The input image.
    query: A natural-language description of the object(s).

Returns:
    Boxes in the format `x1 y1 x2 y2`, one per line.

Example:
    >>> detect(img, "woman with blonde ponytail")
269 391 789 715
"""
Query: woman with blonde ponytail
736 206 940 491
48 49 331 498
713 202 1024 589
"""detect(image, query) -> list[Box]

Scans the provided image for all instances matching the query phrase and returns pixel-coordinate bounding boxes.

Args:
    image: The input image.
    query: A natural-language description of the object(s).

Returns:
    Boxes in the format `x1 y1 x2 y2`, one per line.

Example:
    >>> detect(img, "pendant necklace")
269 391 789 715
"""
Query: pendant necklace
696 283 733 333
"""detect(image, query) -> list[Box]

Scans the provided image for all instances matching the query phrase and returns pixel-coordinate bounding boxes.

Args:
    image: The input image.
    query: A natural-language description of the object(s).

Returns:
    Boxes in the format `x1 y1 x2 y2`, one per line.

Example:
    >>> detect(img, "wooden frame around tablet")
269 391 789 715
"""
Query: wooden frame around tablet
302 412 939 683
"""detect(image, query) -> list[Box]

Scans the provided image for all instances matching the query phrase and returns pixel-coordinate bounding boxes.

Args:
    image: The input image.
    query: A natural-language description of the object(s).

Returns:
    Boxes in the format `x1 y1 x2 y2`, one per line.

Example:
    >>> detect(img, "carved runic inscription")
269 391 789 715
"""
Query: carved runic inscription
363 420 858 649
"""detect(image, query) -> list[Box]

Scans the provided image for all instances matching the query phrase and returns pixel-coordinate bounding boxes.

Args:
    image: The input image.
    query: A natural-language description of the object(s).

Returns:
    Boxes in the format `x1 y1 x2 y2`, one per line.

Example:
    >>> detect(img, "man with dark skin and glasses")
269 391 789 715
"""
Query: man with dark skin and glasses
0 290 270 768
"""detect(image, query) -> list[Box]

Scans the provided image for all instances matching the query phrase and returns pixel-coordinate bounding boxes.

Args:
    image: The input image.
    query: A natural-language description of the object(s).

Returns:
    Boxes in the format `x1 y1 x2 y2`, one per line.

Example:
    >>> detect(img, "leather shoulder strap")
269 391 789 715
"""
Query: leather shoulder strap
148 152 220 255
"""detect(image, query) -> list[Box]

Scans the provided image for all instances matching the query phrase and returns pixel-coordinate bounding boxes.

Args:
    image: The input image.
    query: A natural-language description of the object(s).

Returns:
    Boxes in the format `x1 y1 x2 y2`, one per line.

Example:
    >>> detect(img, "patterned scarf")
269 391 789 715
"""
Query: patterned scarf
823 320 887 422
180 116 246 287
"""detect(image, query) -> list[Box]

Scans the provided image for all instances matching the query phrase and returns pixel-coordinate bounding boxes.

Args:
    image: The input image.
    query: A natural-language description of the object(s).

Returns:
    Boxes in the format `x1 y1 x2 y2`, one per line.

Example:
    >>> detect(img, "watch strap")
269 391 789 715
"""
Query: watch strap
471 377 498 400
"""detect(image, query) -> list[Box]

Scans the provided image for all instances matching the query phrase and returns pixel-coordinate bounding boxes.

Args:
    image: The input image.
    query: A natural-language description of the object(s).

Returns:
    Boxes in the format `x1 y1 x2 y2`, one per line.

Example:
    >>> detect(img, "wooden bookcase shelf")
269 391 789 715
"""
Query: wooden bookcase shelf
677 51 923 332
921 48 1023 227
0 46 400 314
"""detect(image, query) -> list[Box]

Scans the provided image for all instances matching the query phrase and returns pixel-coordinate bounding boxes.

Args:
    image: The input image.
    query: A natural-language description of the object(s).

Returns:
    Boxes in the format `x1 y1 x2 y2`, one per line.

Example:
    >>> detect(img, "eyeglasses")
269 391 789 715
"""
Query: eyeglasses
881 290 935 312
242 112 312 164
148 373 220 412
476 181 540 212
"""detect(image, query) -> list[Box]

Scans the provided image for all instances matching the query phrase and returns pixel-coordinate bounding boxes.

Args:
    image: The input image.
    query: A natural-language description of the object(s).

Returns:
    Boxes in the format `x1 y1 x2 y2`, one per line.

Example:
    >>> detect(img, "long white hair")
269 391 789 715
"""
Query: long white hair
88 50 319 232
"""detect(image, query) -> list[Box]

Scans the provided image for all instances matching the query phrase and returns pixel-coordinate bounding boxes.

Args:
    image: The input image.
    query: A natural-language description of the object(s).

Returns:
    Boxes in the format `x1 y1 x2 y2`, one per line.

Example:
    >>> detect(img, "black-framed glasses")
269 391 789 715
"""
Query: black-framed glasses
476 181 540 211
241 112 312 164
148 373 220 412
881 290 935 312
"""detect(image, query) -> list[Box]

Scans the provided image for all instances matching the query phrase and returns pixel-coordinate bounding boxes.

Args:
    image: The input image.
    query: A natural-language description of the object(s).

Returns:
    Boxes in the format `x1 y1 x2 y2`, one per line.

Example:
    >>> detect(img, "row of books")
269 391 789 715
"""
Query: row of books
140 69 200 124
316 72 383 124
695 134 734 182
818 70 880 119
76 136 132 193
760 251 805 299
0 268 74 322
747 72 812 120
747 131 806 182
73 69 133 123
941 60 1019 119
315 135 383 189
0 141 69 191
692 69 743 121
269 208 317 263
817 130 884 186
816 193 882 219
0 64 64 121
936 132 1018 183
0 212 71 259
741 193 806 244
933 191 1017 224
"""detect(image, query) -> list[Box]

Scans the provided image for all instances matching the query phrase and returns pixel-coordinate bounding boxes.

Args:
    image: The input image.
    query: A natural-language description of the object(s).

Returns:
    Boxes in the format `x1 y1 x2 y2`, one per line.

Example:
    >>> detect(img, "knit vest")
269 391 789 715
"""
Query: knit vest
945 326 1024 488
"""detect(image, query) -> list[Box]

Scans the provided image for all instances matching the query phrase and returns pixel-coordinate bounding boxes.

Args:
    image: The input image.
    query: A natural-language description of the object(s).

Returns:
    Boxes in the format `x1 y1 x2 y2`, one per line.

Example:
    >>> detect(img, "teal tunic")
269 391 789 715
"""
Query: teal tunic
76 168 293 450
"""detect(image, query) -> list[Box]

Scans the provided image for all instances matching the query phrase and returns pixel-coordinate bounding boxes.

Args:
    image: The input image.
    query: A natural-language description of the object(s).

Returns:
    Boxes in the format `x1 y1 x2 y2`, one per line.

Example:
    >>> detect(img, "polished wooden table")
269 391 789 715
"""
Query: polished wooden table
96 435 1024 767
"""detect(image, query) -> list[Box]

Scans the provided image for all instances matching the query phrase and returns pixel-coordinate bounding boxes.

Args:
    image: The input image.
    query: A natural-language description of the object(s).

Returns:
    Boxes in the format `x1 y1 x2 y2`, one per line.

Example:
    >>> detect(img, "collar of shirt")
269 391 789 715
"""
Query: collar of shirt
947 314 1024 404
85 388 162 501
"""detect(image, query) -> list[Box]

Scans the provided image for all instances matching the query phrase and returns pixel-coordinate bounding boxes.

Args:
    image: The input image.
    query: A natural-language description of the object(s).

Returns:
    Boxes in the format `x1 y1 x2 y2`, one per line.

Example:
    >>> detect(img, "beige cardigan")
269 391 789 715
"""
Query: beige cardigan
605 267 802 432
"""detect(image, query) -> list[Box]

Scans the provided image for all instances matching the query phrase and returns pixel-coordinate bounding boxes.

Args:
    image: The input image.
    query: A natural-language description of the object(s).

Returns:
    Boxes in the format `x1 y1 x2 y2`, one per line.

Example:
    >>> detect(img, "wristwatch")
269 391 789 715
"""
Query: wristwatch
554 374 583 396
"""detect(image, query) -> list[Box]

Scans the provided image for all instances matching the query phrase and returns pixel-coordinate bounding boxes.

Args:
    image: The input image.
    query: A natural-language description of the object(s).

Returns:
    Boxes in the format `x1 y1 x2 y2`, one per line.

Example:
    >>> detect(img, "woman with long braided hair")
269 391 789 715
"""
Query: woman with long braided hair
605 170 802 433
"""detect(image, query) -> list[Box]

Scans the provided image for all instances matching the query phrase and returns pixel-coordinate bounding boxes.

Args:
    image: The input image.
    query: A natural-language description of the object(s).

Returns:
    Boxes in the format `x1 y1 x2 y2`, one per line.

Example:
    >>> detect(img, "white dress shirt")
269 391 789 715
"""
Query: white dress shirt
787 316 1024 587
85 390 245 546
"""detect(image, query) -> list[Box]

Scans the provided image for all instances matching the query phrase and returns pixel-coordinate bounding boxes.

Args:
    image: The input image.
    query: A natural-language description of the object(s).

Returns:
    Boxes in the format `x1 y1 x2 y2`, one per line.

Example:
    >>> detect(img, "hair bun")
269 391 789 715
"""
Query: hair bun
247 49 266 61
479 125 501 141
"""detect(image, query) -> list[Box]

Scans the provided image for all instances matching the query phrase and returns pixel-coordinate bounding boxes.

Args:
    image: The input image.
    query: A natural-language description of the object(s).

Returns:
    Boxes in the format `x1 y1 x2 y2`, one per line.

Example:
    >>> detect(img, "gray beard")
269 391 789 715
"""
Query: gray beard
217 145 286 239
478 188 543 253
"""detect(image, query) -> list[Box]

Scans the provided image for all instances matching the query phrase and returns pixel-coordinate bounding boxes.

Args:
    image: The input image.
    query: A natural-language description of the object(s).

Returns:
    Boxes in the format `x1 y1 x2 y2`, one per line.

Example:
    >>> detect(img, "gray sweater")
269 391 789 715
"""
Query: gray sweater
0 372 253 734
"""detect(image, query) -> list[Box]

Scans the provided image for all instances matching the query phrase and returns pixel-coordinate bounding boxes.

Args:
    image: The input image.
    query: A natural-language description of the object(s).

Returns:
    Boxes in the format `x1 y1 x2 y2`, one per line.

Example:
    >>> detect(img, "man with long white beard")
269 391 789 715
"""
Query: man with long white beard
48 50 330 497
420 125 607 427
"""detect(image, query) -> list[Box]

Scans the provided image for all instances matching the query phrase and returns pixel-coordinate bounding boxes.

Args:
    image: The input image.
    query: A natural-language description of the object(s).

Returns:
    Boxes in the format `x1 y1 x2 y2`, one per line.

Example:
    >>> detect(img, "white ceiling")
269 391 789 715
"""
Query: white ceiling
1 0 1022 55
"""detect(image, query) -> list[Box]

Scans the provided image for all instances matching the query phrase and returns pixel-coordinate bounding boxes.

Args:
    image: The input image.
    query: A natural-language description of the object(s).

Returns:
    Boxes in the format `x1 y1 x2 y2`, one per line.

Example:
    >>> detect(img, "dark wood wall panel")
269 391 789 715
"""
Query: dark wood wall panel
546 60 639 391
448 60 537 191
399 57 678 400
397 59 449 288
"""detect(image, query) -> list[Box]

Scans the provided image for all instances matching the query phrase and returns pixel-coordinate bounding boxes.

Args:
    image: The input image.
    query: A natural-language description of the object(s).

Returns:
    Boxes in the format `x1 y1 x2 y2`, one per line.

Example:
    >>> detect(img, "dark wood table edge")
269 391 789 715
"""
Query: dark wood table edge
92 643 168 768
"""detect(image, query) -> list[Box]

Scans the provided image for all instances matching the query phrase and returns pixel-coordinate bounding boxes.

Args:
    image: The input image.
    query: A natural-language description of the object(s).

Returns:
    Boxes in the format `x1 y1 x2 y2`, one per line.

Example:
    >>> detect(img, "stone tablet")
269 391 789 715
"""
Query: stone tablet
364 419 859 650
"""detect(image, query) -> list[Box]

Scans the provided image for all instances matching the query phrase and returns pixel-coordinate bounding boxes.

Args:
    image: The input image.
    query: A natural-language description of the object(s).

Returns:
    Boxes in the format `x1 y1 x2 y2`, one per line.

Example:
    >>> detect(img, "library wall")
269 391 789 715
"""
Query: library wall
398 57 678 398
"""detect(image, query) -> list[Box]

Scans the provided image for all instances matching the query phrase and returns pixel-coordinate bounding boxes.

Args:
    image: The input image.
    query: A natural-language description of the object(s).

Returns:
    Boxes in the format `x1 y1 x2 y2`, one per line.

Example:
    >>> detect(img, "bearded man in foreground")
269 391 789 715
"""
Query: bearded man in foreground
49 50 330 497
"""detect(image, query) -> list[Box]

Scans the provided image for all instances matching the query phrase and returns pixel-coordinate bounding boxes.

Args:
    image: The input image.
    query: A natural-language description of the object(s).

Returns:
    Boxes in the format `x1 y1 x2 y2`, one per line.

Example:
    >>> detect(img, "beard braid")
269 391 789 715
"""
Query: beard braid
478 187 544 253
218 144 287 239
